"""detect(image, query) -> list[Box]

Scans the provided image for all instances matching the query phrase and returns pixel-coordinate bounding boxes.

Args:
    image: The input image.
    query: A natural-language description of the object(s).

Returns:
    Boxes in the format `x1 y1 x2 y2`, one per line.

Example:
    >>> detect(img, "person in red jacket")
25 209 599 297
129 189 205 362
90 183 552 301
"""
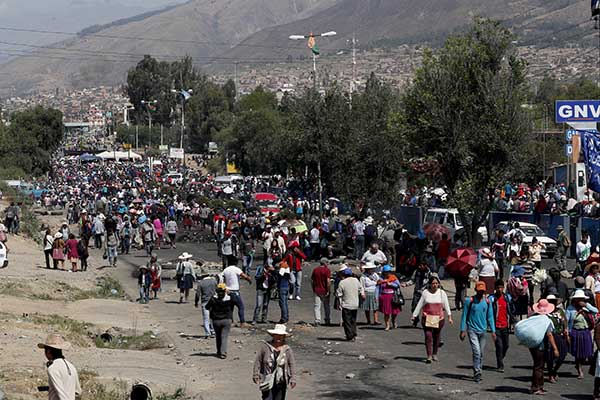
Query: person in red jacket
284 241 307 301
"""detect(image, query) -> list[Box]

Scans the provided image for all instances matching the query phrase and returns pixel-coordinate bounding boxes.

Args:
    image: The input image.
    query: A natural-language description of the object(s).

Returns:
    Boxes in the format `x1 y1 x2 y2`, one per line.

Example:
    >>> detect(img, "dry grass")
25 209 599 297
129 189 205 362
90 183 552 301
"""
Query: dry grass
0 276 126 301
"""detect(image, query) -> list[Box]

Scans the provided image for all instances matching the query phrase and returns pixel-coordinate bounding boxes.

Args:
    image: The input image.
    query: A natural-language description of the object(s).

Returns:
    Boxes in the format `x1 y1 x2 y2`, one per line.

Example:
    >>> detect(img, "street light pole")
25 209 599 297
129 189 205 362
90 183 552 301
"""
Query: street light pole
289 30 336 217
171 89 192 150
289 31 336 89
141 99 157 148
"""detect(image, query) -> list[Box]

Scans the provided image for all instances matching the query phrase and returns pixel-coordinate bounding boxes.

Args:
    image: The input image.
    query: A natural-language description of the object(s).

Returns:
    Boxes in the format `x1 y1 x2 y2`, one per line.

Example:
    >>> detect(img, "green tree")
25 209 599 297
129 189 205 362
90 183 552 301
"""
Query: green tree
0 106 63 175
399 18 529 246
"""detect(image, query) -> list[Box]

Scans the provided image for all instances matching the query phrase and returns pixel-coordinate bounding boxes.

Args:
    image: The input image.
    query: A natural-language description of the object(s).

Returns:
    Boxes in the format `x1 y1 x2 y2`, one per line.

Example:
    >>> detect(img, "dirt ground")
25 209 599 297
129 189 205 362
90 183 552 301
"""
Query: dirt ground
0 213 205 400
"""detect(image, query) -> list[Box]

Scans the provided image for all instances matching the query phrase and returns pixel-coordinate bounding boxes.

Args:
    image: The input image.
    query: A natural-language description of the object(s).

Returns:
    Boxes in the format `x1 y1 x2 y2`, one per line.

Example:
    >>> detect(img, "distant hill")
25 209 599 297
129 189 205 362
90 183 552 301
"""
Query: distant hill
220 0 595 61
0 0 596 94
0 0 338 94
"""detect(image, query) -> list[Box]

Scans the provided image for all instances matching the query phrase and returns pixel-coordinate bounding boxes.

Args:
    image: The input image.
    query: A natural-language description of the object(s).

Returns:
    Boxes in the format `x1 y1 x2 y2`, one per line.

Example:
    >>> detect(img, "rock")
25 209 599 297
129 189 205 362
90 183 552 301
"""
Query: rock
168 344 175 349
437 386 443 392
345 373 355 380
358 355 366 360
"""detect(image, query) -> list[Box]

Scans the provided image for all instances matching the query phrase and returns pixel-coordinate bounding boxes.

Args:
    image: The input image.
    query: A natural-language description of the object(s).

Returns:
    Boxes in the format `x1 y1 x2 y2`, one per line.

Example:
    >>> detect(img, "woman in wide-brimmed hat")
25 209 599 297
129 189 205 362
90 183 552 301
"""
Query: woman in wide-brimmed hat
38 333 81 399
477 247 498 295
253 324 296 399
528 299 560 395
176 252 195 303
566 289 598 379
51 232 66 270
205 283 234 359
585 262 600 307
360 263 380 325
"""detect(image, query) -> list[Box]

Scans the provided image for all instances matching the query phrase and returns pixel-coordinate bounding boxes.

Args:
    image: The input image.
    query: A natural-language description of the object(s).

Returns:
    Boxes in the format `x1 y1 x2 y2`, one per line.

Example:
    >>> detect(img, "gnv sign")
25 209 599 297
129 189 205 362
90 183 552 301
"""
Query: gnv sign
556 100 600 123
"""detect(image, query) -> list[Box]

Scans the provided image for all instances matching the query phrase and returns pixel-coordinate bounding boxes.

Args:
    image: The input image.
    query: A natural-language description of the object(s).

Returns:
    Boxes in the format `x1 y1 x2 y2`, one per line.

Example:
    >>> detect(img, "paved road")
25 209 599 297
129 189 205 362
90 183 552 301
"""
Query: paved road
112 237 594 400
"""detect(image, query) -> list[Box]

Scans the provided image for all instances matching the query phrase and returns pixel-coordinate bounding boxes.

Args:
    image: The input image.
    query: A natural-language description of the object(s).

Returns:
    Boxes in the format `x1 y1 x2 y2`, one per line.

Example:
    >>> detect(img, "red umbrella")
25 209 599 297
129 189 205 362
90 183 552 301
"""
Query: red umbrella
423 223 450 242
445 247 477 279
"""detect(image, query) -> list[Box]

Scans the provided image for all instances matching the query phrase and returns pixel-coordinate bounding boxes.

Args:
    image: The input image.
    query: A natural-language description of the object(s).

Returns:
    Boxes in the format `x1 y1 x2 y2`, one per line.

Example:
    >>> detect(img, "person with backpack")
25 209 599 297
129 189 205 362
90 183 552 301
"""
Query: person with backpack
566 289 598 379
460 281 496 383
252 263 275 325
545 294 569 384
489 280 514 372
507 266 529 320
520 299 560 395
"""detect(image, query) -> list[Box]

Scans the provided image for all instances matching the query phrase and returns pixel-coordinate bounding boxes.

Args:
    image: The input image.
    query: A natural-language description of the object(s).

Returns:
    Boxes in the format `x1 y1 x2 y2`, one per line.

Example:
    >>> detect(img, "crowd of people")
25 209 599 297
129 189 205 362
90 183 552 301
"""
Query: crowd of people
25 154 600 400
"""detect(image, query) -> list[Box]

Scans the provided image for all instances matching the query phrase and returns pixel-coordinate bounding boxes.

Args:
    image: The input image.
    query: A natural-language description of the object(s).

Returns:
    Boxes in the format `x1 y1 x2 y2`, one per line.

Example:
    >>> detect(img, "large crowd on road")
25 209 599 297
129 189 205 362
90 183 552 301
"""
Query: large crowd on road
13 154 600 399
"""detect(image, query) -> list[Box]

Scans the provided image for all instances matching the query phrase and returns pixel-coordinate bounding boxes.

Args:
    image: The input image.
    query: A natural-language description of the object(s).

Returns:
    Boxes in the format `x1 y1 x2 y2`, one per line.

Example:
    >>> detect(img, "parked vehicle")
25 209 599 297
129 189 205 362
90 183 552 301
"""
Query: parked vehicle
423 208 488 244
495 221 557 258
253 192 281 216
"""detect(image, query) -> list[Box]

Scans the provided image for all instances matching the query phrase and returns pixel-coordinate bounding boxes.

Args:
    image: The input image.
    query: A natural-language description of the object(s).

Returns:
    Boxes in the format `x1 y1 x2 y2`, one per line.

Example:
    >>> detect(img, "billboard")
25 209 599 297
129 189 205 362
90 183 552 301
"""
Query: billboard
169 148 184 159
555 100 600 123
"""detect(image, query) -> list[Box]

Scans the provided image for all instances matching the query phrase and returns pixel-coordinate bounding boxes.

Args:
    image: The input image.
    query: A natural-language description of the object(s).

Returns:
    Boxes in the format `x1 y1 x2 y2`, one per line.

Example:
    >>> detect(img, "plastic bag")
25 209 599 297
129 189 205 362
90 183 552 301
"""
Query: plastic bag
514 314 552 348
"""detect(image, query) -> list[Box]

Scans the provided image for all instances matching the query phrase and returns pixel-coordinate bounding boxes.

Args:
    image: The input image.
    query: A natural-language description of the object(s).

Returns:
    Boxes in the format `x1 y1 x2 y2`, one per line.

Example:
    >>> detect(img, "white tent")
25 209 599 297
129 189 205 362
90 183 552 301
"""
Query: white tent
96 151 142 161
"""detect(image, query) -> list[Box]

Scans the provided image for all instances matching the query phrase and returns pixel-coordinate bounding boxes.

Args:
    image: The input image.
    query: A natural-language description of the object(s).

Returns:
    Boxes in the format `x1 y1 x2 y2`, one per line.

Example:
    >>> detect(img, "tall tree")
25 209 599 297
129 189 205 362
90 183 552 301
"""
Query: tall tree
399 18 529 246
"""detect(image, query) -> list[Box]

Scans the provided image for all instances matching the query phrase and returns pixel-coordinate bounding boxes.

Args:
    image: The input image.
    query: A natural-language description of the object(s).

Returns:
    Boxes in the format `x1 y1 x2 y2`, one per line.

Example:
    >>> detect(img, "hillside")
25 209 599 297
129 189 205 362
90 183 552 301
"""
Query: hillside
220 0 595 61
0 0 338 94
0 0 596 94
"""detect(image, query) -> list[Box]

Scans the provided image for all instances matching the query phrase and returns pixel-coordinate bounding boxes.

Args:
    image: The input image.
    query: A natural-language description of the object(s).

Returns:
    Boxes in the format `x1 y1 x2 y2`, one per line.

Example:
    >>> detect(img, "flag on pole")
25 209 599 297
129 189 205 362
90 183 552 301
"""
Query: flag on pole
593 0 600 18
581 130 600 192
307 35 320 55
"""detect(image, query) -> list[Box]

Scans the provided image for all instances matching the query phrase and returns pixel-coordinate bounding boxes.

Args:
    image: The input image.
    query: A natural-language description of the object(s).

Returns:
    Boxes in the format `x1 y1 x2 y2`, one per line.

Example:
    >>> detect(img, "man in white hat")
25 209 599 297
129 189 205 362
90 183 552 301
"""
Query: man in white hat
38 333 81 400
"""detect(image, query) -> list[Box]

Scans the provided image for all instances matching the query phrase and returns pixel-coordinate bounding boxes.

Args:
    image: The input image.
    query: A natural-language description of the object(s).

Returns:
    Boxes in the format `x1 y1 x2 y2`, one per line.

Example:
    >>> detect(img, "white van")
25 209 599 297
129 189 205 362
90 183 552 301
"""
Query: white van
423 208 488 244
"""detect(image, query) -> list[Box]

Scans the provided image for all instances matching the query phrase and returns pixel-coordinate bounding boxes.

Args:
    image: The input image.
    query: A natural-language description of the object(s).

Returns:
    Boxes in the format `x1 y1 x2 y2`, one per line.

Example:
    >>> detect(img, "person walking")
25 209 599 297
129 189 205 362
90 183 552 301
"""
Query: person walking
488 279 514 372
38 334 81 400
176 252 196 304
336 267 364 341
311 258 332 326
52 232 66 270
575 233 592 278
105 229 119 268
353 217 365 260
360 263 380 325
43 228 54 269
378 265 401 331
545 294 569 384
195 274 217 338
276 261 292 324
222 262 252 326
411 260 431 326
523 299 560 395
138 265 151 303
284 241 306 301
411 273 452 363
460 281 496 383
165 217 178 249
554 225 570 271
205 284 234 359
64 233 79 273
566 289 598 379
252 324 297 400
252 263 275 325
477 248 498 295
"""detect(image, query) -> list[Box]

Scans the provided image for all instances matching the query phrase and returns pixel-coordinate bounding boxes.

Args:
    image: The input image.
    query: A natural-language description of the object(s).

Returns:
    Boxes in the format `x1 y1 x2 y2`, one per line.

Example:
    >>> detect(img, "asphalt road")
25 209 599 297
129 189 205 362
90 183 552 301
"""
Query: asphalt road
112 235 594 400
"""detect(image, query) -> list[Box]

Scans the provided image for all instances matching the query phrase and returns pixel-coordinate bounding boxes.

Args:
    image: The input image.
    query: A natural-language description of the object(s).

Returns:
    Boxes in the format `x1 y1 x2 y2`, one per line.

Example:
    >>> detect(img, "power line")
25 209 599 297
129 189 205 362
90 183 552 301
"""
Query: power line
0 25 351 53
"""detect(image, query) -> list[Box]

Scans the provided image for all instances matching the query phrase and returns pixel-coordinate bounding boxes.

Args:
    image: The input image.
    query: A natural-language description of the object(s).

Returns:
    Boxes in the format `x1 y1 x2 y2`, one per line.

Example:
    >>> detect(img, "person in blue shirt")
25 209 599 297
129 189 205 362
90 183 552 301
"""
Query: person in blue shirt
460 280 496 383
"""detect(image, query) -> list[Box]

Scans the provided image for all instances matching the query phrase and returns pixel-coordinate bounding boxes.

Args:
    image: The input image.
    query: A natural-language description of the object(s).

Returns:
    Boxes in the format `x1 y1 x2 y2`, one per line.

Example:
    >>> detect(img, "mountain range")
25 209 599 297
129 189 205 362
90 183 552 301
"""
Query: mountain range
0 0 596 94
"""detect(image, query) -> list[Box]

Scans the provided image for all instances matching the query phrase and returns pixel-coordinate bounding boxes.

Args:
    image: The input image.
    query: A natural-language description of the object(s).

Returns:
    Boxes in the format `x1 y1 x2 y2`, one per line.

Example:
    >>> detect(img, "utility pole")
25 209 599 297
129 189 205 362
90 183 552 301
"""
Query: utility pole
350 32 357 102
135 125 139 149
234 62 239 102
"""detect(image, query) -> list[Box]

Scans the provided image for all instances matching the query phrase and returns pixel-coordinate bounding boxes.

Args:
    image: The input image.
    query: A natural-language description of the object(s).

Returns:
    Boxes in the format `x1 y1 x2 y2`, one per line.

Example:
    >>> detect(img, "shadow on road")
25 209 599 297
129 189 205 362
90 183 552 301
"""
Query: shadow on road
401 341 424 346
455 364 497 372
394 355 427 363
486 386 529 394
317 336 347 341
432 372 471 381
190 352 219 358
318 390 375 399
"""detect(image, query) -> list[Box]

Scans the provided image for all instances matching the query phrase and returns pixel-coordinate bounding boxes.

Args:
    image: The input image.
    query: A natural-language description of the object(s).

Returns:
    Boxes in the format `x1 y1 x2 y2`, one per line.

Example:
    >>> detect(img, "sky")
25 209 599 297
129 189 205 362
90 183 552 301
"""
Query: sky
0 0 186 61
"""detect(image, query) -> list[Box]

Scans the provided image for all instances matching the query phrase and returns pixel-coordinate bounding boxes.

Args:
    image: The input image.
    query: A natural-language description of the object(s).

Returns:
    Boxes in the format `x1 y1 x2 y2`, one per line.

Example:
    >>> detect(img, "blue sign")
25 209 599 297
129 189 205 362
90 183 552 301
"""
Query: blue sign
566 130 576 141
556 100 600 123
565 144 573 156
581 130 600 192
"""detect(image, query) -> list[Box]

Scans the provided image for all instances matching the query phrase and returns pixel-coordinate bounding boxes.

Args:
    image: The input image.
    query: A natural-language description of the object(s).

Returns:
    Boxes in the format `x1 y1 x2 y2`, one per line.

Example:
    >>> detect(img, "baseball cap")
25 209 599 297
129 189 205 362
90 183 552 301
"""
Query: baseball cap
475 281 487 292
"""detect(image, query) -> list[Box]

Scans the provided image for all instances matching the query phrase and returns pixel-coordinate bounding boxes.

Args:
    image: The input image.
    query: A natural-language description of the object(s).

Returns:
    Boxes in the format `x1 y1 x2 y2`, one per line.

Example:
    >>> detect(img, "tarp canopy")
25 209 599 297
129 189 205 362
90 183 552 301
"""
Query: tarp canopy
96 151 142 161
79 153 100 162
